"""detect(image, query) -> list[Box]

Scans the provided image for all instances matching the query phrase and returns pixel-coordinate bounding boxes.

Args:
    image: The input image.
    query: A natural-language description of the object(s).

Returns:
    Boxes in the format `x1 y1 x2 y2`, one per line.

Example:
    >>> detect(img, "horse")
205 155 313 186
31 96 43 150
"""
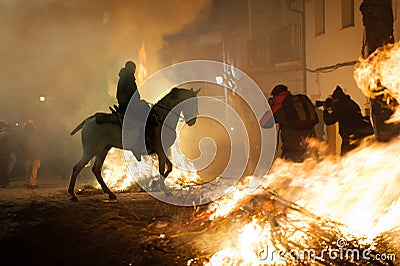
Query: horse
68 88 199 201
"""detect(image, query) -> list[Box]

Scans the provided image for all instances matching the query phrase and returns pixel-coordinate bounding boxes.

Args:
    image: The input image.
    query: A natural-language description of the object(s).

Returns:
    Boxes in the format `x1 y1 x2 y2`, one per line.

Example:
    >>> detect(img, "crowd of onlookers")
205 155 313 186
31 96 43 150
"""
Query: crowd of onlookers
0 120 79 189
0 120 41 188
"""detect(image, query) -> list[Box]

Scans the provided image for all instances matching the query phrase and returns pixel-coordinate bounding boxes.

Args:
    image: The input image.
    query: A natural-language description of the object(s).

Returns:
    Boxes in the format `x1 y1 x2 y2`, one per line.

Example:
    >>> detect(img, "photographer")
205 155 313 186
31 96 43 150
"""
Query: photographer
322 86 373 156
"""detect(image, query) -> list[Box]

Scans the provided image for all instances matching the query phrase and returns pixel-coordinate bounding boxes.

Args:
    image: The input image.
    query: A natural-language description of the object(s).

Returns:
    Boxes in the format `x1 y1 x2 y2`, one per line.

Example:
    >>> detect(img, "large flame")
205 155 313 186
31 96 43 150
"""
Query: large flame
101 145 202 192
136 41 148 86
206 140 400 264
354 42 400 122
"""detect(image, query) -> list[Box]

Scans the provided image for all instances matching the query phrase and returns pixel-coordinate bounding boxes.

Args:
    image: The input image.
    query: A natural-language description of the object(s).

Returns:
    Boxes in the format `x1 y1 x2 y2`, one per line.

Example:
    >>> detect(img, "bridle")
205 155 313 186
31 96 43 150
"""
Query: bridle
151 91 198 124
152 103 185 122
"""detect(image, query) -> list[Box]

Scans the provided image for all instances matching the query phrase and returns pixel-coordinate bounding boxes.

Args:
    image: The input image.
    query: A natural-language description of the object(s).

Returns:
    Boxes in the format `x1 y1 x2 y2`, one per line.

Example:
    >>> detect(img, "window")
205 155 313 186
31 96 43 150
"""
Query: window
342 0 354 28
315 0 325 36
270 24 301 65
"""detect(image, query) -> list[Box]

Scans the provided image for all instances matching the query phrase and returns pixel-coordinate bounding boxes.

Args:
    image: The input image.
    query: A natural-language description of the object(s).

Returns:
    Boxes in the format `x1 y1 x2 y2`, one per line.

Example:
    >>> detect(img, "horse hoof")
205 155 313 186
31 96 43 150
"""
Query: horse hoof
70 195 79 202
109 193 117 200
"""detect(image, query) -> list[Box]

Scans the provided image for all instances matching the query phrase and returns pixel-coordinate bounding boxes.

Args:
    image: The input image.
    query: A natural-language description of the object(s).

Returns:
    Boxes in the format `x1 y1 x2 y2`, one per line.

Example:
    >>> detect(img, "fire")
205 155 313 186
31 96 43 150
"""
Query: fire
101 145 201 192
207 220 276 265
267 143 400 239
166 144 202 189
101 148 156 192
206 140 400 264
354 42 400 122
137 41 148 86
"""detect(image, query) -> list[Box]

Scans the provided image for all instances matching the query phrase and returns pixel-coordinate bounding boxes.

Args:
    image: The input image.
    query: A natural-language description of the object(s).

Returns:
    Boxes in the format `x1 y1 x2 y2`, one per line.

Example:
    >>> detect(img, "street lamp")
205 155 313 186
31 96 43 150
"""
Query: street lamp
39 95 46 102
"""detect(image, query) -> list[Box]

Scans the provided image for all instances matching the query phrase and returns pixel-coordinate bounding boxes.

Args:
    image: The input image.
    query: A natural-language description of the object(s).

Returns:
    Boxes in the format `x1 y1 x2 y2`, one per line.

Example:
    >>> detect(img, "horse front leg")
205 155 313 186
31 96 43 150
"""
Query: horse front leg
158 152 172 197
68 154 94 202
165 157 173 178
92 149 116 200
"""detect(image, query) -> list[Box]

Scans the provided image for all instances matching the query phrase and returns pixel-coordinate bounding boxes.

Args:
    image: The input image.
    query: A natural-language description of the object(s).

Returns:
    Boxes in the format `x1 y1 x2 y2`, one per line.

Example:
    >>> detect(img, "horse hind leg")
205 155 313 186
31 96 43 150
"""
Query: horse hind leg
68 153 95 202
92 149 117 200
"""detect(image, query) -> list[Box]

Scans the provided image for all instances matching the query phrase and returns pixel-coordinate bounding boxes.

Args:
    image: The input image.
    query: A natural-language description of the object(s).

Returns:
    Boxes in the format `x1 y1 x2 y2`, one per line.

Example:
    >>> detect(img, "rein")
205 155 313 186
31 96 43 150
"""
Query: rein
149 90 198 131
156 117 177 133
151 103 185 122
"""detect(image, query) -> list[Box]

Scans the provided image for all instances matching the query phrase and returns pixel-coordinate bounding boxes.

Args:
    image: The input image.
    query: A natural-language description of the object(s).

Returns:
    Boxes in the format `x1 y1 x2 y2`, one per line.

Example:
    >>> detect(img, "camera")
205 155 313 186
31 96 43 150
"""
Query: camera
315 98 333 108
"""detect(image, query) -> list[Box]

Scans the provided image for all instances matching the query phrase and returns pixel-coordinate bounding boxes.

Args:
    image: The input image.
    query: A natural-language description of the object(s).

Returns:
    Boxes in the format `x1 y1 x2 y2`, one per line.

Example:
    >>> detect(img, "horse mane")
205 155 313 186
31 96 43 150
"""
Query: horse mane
145 87 187 153
155 87 181 107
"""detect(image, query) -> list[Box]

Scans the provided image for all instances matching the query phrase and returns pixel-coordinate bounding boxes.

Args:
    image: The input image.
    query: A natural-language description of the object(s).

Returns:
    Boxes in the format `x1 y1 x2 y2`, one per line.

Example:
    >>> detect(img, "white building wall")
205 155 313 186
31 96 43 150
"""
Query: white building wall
305 0 367 110
305 0 400 153
306 0 400 110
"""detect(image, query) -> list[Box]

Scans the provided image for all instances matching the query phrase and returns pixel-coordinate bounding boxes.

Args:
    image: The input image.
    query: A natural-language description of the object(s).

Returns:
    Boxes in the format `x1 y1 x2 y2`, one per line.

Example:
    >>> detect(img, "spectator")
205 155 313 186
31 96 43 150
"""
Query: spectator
0 121 13 187
22 120 41 188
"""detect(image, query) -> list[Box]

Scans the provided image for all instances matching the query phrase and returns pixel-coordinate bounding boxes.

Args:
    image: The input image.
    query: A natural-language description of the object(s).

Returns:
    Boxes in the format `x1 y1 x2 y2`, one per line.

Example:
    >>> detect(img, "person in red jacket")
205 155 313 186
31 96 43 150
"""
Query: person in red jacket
260 84 316 162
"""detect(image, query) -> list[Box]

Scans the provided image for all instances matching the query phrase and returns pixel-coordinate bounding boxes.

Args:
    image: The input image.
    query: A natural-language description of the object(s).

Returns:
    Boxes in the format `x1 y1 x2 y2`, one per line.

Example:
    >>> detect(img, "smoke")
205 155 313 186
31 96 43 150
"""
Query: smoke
0 0 211 129
0 0 211 178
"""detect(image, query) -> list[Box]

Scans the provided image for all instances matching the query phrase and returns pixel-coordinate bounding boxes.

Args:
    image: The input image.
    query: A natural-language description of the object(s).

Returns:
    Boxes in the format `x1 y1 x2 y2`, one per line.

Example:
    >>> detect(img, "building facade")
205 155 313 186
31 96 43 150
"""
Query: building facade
222 0 400 155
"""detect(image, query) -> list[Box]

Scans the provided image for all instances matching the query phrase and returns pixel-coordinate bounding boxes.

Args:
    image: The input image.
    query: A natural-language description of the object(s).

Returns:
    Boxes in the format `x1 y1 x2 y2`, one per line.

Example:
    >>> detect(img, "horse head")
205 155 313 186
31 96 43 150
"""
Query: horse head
149 87 199 134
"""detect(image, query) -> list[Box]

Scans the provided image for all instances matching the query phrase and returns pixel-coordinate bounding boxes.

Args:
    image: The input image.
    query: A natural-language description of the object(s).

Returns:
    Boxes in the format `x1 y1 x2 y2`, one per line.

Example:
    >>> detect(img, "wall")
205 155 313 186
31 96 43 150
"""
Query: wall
305 0 400 154
305 0 366 106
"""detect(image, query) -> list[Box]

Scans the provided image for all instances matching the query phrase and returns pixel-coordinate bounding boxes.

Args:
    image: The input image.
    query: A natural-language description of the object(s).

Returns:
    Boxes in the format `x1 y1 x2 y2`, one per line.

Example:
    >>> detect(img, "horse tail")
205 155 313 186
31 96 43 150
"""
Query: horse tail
70 115 94 136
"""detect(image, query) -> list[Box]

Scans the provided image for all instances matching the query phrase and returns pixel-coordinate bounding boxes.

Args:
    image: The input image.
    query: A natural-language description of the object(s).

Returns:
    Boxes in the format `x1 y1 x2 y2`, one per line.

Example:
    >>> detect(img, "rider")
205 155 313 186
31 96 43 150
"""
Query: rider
116 60 147 161
117 61 138 114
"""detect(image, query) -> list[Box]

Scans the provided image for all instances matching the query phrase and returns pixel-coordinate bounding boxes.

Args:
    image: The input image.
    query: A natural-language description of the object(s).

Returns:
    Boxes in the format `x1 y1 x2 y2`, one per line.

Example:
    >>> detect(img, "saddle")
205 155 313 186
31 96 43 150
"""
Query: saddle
94 106 121 126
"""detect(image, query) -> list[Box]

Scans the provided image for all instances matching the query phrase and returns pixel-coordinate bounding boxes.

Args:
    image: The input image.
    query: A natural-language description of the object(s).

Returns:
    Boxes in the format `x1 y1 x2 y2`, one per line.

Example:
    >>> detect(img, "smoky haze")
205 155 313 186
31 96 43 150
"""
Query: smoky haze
0 0 211 129
0 0 211 178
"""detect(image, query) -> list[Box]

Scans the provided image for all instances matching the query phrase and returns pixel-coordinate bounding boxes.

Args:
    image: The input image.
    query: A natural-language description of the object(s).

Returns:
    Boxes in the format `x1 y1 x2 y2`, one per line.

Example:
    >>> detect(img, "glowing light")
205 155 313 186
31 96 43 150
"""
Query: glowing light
215 76 223 84
39 95 46 102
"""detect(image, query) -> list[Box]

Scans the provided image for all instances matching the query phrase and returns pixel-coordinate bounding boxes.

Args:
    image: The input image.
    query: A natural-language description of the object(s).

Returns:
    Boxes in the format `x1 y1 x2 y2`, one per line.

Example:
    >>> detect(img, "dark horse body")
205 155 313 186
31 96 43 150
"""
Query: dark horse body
68 88 199 201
